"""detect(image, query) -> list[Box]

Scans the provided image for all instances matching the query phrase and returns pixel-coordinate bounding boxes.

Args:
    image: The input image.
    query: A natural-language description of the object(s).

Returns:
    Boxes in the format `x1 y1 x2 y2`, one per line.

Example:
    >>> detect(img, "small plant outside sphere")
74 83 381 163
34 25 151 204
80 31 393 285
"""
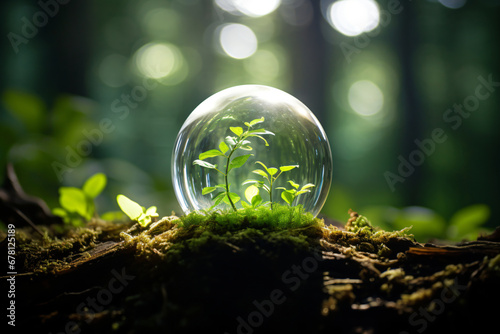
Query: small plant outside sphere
172 85 333 217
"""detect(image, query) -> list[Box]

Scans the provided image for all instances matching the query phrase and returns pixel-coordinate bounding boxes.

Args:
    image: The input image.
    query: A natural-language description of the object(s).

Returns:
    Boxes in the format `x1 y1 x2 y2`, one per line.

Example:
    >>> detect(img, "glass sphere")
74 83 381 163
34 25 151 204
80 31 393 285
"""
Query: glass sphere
172 85 332 217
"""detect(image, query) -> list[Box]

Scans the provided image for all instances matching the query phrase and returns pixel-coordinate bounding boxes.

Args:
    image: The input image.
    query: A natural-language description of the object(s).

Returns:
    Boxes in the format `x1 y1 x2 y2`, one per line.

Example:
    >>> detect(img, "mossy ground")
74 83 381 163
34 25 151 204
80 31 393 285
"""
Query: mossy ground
4 206 500 333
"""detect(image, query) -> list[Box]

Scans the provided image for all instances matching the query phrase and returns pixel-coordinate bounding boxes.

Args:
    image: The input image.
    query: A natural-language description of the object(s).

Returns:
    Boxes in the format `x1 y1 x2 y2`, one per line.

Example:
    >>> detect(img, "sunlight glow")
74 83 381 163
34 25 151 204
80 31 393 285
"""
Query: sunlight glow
219 23 258 59
135 42 182 79
348 80 384 116
215 0 281 17
244 49 280 81
328 0 380 37
233 0 281 17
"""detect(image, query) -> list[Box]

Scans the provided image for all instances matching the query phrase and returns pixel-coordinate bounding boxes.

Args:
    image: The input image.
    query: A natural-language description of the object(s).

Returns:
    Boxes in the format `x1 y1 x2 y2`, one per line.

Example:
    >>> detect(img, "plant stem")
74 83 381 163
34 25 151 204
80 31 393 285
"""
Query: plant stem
269 171 283 210
225 146 238 212
269 178 273 210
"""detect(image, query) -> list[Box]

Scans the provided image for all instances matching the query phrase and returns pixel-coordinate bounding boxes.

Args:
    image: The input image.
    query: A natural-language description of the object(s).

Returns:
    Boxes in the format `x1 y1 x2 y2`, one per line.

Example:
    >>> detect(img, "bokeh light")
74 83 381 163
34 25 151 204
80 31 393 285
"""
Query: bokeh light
219 23 258 59
244 49 280 81
328 0 380 36
348 80 384 116
134 42 184 80
233 0 281 17
215 0 281 17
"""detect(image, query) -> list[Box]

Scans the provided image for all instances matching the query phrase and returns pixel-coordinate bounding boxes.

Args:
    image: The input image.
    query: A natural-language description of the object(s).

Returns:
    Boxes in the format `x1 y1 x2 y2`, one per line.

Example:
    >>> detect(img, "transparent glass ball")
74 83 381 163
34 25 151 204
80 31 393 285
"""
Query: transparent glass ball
172 85 332 217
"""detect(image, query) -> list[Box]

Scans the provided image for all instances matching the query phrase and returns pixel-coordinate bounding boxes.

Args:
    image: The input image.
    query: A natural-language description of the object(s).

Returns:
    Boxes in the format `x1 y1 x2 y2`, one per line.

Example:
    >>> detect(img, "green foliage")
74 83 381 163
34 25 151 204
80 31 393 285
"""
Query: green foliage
392 207 446 240
358 204 491 242
193 117 274 211
52 173 107 226
1 91 99 210
244 162 299 209
240 184 265 209
447 204 490 241
2 90 46 133
193 117 317 213
277 181 315 206
116 194 159 227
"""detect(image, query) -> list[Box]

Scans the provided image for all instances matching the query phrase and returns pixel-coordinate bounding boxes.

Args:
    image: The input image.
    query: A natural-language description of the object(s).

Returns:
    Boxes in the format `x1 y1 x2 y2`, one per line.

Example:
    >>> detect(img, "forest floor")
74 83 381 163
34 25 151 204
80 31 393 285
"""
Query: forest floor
2 207 500 334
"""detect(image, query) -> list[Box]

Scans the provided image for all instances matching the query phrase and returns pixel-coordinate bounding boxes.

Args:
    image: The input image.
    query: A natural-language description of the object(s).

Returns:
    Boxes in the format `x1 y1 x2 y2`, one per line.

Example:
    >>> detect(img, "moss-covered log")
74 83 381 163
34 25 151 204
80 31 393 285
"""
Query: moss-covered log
2 209 500 334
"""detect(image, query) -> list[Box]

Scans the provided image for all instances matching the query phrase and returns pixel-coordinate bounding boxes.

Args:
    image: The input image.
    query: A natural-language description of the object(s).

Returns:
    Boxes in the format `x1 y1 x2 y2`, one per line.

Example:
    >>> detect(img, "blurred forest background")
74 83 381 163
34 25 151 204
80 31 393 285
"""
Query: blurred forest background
1 0 499 241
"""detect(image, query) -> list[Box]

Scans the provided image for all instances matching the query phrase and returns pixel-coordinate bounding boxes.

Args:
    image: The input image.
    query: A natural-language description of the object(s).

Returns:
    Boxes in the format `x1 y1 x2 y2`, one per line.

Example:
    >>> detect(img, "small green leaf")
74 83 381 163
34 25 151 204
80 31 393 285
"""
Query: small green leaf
219 142 229 154
296 190 311 196
230 126 243 136
300 183 315 191
202 186 217 195
60 187 87 217
248 129 274 136
84 200 95 221
280 165 298 172
281 191 294 205
117 194 143 220
449 204 490 239
193 160 217 169
82 173 107 198
251 194 262 207
138 214 151 227
227 192 240 204
52 207 68 218
252 169 268 178
287 180 300 189
210 192 226 210
229 154 252 171
245 185 259 203
237 140 253 151
248 117 265 127
241 201 251 209
199 149 224 160
215 184 227 189
243 179 263 186
100 211 126 221
225 136 237 147
247 134 270 146
255 161 269 174
267 168 278 176
145 206 159 217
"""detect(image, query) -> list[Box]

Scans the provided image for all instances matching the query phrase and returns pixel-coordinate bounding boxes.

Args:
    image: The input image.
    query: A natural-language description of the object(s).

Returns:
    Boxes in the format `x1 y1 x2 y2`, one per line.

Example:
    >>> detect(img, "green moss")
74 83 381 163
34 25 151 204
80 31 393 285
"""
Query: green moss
176 204 321 231
123 206 324 264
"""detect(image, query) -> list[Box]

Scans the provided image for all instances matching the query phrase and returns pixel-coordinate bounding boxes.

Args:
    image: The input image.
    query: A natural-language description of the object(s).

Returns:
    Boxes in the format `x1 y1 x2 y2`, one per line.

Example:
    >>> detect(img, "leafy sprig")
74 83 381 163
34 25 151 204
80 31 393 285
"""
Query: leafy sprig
277 181 315 206
116 194 158 227
52 173 107 226
193 117 274 211
243 162 298 209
